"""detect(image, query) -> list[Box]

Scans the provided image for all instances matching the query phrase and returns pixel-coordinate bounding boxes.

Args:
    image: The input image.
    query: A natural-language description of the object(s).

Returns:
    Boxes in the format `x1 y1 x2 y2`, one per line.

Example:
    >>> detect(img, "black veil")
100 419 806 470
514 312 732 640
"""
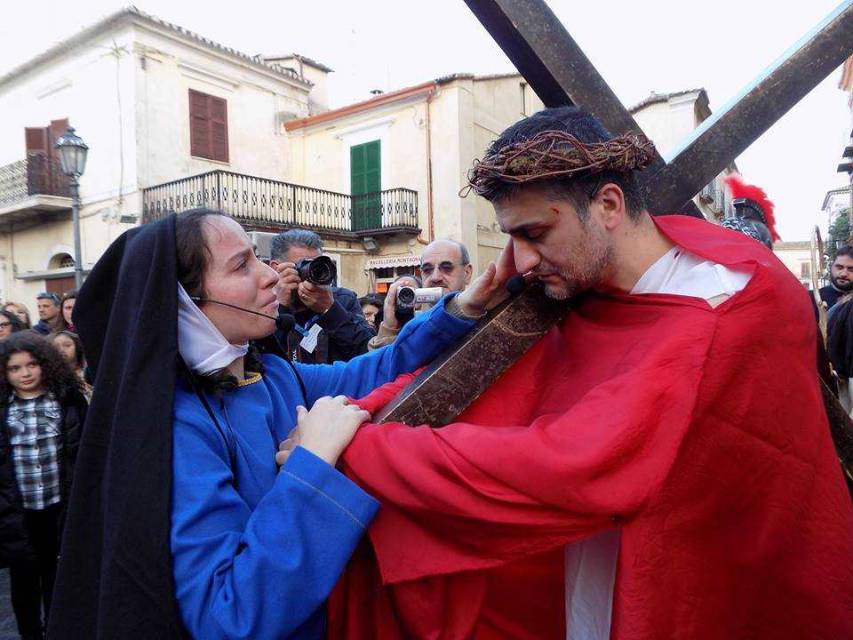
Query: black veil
48 214 184 638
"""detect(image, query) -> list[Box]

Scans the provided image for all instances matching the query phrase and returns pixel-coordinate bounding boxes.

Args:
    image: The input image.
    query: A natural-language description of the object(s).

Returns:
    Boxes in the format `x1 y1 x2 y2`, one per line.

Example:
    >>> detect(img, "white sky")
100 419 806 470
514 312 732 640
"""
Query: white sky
2 0 850 240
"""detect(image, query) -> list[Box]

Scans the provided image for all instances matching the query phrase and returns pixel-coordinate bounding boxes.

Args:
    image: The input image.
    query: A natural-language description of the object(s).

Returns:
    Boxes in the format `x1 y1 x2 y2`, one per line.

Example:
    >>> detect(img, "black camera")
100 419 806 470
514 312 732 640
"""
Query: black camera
294 255 337 286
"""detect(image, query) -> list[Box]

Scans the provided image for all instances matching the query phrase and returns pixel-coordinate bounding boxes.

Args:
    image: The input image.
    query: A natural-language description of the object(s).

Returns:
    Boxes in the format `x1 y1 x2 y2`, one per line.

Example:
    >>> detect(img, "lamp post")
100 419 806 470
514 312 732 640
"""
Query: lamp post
54 127 88 289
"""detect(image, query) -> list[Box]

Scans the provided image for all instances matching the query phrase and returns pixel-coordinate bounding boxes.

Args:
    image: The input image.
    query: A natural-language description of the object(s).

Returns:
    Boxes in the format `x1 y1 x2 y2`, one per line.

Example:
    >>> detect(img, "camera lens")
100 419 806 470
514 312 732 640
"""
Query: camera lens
296 256 337 286
397 286 416 306
307 258 334 285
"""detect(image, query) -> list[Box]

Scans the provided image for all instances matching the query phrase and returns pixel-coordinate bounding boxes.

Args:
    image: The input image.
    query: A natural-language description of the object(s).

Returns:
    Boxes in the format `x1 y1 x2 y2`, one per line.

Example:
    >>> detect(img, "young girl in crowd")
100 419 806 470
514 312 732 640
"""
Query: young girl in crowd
4 302 31 330
0 310 23 340
50 331 90 400
0 332 87 640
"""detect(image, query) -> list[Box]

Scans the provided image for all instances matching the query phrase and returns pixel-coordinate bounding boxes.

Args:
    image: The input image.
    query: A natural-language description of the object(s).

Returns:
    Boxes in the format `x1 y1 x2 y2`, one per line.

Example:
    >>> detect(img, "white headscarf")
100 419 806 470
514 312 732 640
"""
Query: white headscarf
177 284 248 375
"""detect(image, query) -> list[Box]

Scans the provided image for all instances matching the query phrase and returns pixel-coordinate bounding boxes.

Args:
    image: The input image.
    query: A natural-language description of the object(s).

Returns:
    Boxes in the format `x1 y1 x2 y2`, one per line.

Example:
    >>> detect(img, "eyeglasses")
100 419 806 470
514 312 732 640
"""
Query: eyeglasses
421 262 463 277
0 322 11 329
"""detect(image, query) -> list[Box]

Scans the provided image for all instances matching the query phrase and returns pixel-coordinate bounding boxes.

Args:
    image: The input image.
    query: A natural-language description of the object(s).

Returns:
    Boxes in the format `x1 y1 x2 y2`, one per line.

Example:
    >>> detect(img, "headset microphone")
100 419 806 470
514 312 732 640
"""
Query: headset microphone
190 297 295 333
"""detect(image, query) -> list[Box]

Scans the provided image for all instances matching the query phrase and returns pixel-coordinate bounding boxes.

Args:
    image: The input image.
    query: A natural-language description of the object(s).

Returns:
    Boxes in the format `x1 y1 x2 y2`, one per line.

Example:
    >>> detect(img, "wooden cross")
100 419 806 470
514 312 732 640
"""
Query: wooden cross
376 0 853 427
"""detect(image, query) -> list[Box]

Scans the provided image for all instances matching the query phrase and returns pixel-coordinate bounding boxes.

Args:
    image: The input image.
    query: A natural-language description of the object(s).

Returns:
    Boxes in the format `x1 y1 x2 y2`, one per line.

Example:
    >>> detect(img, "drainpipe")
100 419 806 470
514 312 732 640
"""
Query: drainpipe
417 84 437 245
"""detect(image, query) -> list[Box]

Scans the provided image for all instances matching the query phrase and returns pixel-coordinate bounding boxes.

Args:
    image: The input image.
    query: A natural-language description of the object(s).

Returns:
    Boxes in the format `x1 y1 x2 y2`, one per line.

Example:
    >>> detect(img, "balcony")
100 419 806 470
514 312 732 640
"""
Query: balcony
0 154 71 224
141 170 420 237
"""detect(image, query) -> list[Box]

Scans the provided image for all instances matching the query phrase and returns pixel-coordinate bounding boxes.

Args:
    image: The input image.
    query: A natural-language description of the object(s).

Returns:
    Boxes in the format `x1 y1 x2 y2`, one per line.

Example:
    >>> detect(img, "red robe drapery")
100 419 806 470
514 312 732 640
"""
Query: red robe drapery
331 215 853 639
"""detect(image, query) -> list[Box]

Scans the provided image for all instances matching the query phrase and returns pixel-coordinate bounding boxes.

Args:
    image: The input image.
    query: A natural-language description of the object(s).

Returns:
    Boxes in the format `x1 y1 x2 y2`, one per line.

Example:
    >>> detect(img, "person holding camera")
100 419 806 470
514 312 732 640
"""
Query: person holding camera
367 239 472 352
420 238 473 294
367 275 423 351
263 229 375 364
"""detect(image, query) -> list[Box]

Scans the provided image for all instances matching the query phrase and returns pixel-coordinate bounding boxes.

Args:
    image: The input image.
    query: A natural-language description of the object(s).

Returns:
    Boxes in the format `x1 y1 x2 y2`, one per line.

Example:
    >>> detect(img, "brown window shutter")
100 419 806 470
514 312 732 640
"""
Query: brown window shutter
25 127 49 154
25 127 50 194
189 90 211 159
209 96 229 162
48 119 70 156
46 119 70 193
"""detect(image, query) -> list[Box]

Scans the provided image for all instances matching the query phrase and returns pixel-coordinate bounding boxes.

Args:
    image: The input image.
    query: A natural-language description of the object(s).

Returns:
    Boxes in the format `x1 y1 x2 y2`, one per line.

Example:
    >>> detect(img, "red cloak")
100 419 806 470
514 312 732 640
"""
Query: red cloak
331 215 853 639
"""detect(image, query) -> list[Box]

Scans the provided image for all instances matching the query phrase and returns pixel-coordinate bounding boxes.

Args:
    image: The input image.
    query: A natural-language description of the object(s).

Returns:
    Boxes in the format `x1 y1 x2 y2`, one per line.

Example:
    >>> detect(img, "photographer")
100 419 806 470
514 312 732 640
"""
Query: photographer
264 229 375 364
368 239 472 351
367 275 423 351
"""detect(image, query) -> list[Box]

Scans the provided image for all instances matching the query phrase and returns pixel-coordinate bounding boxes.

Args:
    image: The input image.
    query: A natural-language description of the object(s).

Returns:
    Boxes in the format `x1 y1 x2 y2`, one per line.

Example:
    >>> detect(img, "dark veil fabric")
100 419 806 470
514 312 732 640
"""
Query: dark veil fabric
828 298 853 379
48 214 185 639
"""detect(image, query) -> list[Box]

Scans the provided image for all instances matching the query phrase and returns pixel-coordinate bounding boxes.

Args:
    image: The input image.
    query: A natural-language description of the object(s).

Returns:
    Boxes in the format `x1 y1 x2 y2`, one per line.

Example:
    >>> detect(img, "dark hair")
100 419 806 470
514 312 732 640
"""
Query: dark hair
176 208 230 299
835 246 853 262
52 330 85 369
270 229 324 262
0 331 82 402
37 292 61 307
174 208 265 395
481 106 646 218
36 291 68 332
358 294 383 308
4 302 31 330
61 289 77 304
358 294 383 331
0 310 23 334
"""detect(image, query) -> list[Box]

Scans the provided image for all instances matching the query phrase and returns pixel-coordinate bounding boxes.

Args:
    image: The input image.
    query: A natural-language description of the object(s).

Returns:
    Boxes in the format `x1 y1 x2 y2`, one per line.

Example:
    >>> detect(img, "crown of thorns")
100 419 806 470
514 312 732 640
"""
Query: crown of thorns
462 130 657 199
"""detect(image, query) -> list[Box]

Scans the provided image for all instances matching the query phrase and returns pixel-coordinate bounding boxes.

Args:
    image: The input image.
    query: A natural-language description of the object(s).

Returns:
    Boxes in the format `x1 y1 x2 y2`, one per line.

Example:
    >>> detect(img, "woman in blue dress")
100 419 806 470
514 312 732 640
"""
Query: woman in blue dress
48 209 508 639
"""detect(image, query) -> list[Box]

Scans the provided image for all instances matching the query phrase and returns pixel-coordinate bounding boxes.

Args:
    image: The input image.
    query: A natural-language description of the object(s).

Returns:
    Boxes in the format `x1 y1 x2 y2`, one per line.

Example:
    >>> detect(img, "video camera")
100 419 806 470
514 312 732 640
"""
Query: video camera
396 286 443 311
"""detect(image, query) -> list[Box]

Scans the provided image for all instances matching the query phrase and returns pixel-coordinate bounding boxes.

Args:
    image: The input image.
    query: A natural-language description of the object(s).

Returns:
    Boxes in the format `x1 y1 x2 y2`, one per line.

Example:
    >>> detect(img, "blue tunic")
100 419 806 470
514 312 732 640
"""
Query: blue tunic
171 299 473 639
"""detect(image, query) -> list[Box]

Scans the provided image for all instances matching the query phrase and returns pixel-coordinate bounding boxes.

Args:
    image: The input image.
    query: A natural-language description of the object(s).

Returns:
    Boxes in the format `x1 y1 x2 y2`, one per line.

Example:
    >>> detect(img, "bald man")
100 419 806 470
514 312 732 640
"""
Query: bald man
368 239 474 351
420 239 473 294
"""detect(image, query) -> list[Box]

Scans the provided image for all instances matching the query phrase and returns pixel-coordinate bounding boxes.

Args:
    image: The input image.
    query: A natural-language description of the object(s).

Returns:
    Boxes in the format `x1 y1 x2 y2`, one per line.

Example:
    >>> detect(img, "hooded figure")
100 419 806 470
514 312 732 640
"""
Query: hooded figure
47 210 491 639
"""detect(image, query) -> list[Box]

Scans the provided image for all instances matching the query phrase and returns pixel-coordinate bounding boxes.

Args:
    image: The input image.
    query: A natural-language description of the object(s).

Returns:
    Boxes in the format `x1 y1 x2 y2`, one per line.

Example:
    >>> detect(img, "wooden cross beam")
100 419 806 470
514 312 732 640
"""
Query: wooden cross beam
375 0 853 427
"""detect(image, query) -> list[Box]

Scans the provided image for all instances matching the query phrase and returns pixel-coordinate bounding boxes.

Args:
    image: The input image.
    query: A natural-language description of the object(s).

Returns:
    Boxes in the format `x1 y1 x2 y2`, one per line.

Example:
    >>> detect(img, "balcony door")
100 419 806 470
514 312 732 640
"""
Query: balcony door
24 118 68 196
350 140 381 231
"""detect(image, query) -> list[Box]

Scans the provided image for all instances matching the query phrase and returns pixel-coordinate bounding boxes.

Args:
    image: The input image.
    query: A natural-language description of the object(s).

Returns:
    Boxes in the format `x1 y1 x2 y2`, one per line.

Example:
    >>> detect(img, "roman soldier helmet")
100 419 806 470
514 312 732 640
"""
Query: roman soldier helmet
721 174 780 249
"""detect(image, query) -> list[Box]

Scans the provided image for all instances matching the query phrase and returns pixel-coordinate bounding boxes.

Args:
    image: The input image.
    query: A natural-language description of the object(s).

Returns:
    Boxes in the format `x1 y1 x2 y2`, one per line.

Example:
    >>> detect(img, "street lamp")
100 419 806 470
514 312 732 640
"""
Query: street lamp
54 127 88 289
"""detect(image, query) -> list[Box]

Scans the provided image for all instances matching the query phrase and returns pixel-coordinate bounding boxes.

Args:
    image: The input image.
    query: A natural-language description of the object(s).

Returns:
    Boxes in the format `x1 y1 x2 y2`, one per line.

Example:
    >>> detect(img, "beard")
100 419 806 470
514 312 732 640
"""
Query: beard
537 226 612 301
832 276 853 292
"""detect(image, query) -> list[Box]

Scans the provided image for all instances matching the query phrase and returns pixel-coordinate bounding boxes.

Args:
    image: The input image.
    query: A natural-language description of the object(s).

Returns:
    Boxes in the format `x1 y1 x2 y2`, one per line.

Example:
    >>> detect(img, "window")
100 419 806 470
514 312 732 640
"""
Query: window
800 262 811 279
189 90 229 162
48 252 74 269
350 140 381 230
24 119 69 195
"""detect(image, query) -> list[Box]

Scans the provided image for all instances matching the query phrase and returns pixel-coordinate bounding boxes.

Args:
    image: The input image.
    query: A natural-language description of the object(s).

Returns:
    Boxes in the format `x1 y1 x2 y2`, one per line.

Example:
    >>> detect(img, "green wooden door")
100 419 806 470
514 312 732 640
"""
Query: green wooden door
351 140 381 231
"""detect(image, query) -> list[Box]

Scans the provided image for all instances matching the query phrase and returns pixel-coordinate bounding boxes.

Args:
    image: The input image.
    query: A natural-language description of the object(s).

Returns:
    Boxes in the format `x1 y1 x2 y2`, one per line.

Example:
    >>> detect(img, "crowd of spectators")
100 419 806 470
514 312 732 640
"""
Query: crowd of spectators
0 289 87 640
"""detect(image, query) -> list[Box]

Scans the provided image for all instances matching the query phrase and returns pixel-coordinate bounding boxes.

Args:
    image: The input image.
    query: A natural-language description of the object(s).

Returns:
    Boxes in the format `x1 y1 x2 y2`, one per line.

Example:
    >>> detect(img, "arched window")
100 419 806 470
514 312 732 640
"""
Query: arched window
48 253 75 269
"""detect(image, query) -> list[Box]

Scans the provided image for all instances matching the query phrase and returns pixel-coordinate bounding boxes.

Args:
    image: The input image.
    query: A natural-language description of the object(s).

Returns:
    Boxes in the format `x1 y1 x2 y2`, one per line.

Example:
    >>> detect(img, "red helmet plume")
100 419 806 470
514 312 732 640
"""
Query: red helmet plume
723 173 780 242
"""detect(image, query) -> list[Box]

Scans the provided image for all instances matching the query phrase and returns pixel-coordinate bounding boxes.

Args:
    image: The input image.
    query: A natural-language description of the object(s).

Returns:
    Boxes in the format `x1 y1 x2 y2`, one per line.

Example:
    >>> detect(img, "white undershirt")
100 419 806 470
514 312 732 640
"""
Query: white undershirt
564 245 753 640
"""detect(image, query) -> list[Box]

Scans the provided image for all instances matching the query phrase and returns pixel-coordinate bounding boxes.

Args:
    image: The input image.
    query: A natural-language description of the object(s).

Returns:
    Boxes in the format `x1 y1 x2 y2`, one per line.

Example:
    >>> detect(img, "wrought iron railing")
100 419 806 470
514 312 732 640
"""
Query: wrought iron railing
141 170 419 233
0 154 70 208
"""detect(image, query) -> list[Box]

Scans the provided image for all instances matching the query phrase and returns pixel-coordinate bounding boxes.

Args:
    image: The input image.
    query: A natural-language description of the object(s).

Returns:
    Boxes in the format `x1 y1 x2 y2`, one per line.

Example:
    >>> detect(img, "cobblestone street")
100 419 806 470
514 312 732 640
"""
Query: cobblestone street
0 570 20 640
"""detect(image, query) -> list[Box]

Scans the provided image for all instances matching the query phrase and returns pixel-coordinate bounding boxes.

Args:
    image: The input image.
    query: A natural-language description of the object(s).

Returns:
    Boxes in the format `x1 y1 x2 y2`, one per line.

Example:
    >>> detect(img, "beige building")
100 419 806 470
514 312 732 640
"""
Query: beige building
773 241 814 287
0 7 547 299
0 7 316 304
630 88 737 221
0 7 743 306
283 73 544 293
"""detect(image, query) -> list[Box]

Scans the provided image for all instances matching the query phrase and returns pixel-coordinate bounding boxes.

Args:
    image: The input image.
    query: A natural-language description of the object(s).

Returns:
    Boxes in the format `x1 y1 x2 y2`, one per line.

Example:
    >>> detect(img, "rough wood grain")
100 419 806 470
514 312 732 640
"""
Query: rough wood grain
375 284 570 426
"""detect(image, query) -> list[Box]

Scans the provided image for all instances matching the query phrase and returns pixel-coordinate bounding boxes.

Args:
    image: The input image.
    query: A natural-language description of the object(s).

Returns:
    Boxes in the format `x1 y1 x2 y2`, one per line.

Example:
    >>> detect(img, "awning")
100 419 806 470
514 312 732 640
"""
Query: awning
366 255 420 269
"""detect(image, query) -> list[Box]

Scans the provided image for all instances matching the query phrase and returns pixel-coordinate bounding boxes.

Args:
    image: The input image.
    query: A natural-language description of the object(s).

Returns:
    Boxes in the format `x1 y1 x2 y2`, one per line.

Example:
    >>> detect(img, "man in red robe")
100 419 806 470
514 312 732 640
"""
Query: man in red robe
313 107 853 638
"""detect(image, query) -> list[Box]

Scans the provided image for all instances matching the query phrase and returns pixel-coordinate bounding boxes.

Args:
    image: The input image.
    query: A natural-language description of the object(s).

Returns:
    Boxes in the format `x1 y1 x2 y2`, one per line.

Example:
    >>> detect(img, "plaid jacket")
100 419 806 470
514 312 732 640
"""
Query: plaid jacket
7 393 62 510
0 387 87 566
